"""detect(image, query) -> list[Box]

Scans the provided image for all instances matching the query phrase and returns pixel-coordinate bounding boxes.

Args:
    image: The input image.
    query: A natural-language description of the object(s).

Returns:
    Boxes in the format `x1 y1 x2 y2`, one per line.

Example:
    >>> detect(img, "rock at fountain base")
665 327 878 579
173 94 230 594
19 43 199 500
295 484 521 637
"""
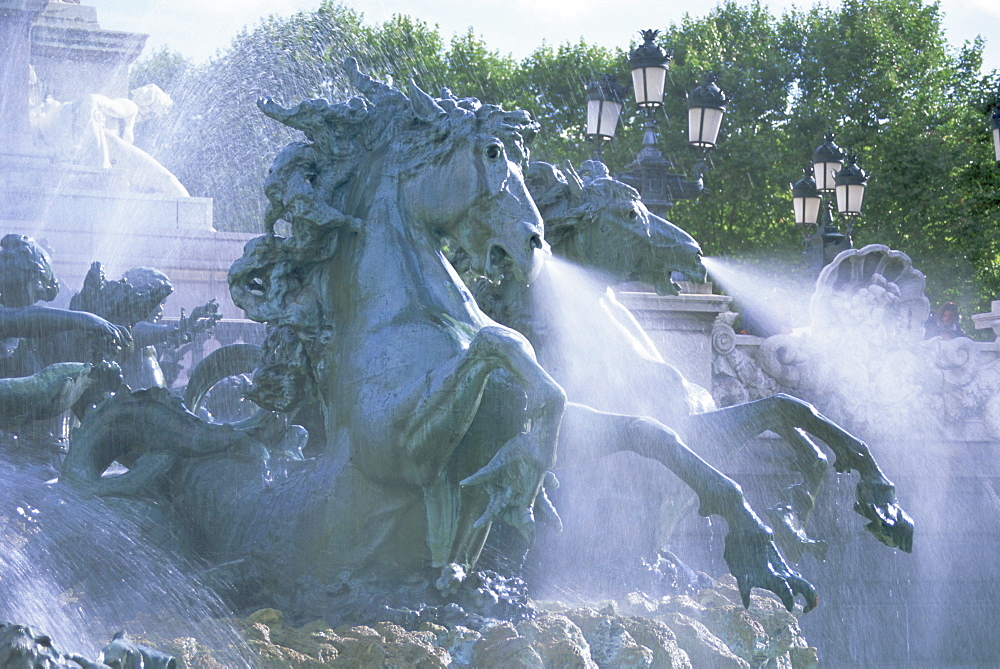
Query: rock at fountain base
236 579 819 668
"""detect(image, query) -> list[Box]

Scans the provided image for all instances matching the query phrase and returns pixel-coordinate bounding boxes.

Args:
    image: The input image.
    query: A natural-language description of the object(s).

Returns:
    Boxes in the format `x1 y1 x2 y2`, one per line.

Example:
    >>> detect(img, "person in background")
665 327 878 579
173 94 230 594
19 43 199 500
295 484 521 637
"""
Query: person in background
924 301 966 340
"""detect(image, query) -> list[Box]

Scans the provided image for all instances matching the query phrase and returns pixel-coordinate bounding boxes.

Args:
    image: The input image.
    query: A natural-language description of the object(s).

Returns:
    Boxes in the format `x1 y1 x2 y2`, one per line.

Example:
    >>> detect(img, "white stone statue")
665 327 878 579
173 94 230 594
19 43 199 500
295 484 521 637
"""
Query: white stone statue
28 77 189 197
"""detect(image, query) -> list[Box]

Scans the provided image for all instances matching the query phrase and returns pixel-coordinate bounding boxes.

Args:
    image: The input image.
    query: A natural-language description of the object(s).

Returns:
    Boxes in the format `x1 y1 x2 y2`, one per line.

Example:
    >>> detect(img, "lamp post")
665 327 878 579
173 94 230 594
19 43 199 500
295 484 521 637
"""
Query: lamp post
792 133 868 273
688 73 727 150
835 153 869 217
588 29 726 216
791 167 822 227
811 132 845 191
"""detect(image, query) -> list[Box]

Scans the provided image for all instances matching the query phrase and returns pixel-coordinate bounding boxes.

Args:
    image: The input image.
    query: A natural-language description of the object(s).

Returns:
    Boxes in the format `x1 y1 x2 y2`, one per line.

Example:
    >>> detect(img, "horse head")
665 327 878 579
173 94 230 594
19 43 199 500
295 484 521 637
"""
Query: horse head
394 82 548 283
254 59 547 285
527 161 706 294
235 62 552 411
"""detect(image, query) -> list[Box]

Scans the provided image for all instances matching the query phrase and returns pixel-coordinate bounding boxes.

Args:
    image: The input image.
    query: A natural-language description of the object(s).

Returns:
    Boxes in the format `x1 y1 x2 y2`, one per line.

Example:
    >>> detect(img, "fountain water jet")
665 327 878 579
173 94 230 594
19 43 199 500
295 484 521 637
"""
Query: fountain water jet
0 457 253 664
702 255 814 337
6 69 900 669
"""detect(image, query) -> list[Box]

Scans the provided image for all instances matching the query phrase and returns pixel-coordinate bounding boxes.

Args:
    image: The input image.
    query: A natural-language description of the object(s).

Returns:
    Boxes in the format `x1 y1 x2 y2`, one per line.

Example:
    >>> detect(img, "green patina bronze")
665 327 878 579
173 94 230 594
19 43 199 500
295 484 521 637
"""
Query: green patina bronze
55 65 911 621
0 234 127 450
474 160 912 608
61 61 564 617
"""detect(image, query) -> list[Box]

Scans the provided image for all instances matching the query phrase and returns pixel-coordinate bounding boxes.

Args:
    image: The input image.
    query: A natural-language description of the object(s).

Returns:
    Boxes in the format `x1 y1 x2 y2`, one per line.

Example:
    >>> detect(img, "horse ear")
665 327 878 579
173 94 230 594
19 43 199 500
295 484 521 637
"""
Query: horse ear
525 162 571 210
408 79 446 122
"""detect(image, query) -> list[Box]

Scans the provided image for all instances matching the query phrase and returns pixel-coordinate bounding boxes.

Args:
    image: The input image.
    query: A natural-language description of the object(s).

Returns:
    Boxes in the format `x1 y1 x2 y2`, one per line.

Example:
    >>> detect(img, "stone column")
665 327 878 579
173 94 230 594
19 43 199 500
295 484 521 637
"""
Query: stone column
30 2 148 102
0 0 47 154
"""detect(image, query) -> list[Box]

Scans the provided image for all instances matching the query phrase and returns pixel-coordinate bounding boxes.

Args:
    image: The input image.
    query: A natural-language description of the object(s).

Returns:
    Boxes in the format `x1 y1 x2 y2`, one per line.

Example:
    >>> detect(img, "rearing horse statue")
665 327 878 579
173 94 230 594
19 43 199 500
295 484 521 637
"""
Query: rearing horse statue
61 60 565 611
473 160 912 605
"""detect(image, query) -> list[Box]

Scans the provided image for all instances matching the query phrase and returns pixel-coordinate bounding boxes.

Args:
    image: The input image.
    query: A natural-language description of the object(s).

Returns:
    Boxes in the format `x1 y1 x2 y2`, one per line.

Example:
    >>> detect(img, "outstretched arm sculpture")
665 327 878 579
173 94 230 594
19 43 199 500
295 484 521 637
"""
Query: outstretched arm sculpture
0 234 128 430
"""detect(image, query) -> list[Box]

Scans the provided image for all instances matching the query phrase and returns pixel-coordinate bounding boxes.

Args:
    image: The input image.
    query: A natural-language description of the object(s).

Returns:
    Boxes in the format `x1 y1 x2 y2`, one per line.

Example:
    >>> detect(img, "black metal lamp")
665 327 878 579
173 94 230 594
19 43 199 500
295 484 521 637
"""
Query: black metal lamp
791 167 822 226
834 153 869 216
586 75 626 148
811 132 846 192
804 205 851 271
598 28 721 215
687 73 726 149
628 29 670 108
795 134 867 274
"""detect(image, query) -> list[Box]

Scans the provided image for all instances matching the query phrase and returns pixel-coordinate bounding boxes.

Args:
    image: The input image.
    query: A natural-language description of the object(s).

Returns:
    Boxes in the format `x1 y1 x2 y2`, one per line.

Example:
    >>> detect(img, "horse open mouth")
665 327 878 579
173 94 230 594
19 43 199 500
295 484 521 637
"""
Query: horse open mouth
676 256 708 284
485 241 548 284
485 244 514 283
650 253 708 295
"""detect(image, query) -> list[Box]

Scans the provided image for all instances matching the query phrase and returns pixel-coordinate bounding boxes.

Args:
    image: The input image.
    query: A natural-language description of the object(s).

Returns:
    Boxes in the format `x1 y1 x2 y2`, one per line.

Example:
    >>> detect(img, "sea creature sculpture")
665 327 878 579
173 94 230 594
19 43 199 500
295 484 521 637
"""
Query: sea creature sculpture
0 234 127 463
70 262 221 389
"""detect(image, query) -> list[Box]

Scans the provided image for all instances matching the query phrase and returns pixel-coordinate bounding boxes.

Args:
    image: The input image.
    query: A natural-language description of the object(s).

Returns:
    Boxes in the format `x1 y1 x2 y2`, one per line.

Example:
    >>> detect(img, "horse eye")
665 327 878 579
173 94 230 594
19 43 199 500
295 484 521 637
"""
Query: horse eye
628 209 639 220
485 144 502 160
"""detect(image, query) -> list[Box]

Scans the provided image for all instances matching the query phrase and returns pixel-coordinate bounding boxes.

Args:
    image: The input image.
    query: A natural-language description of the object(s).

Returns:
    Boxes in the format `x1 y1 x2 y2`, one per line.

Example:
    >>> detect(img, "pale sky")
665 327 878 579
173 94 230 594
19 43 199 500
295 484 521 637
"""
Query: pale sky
90 0 999 72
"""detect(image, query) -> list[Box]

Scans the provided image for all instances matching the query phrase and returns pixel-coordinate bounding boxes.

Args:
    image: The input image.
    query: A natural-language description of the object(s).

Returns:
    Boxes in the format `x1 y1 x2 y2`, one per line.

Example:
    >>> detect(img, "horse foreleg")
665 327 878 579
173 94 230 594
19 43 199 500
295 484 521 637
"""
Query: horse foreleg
558 402 816 612
682 394 913 553
392 326 563 484
682 402 829 560
456 326 566 539
386 326 565 578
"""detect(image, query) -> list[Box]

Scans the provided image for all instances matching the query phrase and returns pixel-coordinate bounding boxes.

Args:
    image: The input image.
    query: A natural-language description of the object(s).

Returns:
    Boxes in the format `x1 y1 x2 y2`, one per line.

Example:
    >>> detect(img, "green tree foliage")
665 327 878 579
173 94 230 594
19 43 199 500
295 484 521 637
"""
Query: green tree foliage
132 3 367 230
129 0 1000 315
129 46 192 92
646 0 1000 315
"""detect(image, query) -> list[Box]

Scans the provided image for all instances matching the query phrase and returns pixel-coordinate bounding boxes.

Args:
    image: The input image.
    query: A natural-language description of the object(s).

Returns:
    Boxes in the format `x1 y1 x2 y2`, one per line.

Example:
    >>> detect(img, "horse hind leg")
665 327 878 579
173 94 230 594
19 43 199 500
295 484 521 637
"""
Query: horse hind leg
556 402 817 612
682 393 913 554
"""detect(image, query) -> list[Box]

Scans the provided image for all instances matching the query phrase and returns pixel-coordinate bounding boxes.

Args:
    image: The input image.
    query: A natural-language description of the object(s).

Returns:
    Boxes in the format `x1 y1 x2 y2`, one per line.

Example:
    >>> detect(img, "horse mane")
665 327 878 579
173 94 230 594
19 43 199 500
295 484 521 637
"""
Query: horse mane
230 59 539 412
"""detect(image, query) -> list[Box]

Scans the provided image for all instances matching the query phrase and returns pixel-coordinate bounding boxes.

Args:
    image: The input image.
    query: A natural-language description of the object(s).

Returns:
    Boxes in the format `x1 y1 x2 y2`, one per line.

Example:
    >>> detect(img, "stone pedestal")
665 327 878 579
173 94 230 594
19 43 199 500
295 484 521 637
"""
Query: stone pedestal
616 290 733 389
30 1 146 101
971 300 1000 338
0 150 246 317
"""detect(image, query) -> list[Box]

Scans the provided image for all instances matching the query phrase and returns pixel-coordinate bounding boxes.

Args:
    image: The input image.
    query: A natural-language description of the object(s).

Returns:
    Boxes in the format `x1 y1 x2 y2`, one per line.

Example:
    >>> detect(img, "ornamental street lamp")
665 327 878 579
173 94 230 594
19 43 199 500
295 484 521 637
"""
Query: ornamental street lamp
791 167 822 226
835 153 869 216
688 73 727 150
590 29 725 215
793 134 869 273
585 75 626 160
811 132 845 191
628 29 670 108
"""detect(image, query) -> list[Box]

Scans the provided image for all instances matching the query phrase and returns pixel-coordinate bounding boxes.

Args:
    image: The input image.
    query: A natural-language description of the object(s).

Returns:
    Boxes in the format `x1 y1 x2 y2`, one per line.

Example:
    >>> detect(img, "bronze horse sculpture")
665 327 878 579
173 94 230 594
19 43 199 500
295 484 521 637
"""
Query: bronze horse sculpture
473 160 912 600
59 64 901 620
61 61 565 617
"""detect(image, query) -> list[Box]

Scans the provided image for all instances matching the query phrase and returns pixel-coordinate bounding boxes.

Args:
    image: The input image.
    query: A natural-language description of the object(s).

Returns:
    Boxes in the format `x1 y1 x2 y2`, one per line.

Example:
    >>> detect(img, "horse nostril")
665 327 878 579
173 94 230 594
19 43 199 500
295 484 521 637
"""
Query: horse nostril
529 234 542 250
